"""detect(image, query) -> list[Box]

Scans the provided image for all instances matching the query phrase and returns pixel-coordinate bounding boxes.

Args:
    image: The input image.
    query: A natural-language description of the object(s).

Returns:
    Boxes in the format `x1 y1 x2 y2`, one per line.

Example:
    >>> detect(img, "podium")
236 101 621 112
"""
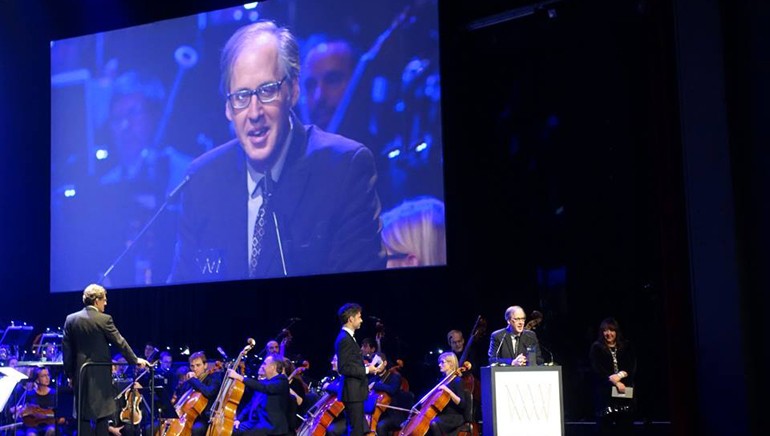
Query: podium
481 365 564 436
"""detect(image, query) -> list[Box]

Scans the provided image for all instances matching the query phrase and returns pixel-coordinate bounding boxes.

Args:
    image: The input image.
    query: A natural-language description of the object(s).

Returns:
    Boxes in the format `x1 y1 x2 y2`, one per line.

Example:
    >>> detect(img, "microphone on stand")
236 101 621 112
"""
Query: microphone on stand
98 173 193 285
492 331 508 366
264 170 288 276
288 317 302 322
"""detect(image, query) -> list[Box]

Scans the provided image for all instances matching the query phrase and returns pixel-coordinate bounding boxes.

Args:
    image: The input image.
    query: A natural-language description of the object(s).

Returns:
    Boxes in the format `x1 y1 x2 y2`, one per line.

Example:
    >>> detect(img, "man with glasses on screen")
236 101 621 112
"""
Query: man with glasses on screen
169 20 384 284
488 305 543 366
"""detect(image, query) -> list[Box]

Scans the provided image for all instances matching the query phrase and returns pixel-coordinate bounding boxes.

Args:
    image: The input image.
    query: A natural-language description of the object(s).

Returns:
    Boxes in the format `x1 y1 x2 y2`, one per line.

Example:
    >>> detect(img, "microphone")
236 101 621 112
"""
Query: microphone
216 347 229 361
289 317 302 322
369 316 382 322
98 172 194 284
265 170 288 276
493 331 508 365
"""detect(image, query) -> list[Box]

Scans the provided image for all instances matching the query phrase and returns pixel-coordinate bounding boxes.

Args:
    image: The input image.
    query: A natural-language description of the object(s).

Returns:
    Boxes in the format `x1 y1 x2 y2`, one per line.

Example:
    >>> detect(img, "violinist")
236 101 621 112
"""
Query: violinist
109 355 140 436
178 351 224 436
226 353 289 436
426 353 471 436
153 351 177 419
15 366 59 436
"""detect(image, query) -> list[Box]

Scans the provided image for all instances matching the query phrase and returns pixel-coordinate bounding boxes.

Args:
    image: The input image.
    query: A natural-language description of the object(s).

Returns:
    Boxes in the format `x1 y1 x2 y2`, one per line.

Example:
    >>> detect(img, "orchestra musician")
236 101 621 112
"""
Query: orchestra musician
108 354 139 436
334 303 382 436
426 352 471 436
360 338 377 362
226 353 289 436
176 351 224 436
14 366 60 436
365 352 411 436
62 284 150 436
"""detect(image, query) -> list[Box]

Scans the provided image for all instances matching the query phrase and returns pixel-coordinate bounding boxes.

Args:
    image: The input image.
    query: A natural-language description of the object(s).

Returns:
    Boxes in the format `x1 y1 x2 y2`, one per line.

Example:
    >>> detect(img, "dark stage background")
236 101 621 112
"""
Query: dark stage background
2 0 767 434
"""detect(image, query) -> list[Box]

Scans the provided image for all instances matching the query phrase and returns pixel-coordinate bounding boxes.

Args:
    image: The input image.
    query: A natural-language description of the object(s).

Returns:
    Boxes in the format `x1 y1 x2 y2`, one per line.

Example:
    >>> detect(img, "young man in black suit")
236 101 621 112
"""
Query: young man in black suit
334 303 381 436
62 283 150 436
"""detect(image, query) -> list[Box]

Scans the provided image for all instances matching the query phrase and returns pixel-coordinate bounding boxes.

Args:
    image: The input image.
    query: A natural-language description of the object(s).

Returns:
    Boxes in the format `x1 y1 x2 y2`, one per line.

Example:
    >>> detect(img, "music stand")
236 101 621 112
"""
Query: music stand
0 367 28 412
0 325 34 361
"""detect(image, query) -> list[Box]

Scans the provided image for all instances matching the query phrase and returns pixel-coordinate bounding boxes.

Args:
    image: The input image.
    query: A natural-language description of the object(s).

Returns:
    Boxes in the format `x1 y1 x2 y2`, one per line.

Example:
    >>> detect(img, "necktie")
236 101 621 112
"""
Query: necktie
513 335 520 355
249 181 267 277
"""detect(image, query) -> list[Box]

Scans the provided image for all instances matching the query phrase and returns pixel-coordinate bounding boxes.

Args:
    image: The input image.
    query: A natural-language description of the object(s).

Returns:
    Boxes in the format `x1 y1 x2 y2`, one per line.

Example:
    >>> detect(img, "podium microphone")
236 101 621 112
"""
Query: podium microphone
492 331 508 366
264 170 288 276
98 173 193 284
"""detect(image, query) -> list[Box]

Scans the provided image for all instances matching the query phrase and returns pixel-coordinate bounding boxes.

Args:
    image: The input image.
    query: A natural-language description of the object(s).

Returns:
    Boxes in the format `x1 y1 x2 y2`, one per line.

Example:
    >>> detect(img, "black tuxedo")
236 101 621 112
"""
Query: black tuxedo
62 306 139 420
487 327 543 366
335 329 368 436
169 116 385 283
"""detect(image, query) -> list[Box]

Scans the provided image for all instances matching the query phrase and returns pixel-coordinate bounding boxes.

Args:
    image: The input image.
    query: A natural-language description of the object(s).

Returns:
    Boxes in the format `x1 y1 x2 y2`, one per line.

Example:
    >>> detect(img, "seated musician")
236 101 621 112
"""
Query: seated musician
178 351 224 436
360 338 377 362
304 355 345 436
154 351 177 419
365 352 411 436
15 366 60 436
283 359 308 432
226 353 289 436
108 353 140 436
427 352 471 436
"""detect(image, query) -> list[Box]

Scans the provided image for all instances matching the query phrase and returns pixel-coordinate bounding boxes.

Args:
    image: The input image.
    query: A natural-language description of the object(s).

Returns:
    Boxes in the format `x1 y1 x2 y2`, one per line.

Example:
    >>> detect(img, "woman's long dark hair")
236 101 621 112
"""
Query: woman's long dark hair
597 317 626 350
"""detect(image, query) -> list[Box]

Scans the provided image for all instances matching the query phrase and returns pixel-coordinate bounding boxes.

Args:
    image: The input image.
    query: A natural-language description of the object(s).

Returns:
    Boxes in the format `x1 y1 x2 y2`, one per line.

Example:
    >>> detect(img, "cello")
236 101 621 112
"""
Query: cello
366 359 404 433
206 338 256 436
296 379 345 436
163 361 223 436
398 361 471 436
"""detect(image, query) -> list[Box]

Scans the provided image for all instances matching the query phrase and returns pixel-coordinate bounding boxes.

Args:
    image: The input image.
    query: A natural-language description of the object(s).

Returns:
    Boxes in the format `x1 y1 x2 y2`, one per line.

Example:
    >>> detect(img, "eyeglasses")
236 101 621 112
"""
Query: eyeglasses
227 76 288 109
512 317 527 322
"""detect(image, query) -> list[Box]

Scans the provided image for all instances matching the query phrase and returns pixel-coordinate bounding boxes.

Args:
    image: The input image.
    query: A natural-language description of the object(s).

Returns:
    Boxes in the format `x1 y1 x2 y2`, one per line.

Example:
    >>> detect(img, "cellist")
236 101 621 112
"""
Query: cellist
225 353 289 435
365 352 411 436
177 352 224 436
424 353 471 436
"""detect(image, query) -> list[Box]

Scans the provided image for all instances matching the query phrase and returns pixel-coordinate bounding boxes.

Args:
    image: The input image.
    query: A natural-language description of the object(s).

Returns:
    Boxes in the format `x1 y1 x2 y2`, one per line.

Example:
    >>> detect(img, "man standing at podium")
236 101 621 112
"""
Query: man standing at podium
62 284 149 435
488 306 543 366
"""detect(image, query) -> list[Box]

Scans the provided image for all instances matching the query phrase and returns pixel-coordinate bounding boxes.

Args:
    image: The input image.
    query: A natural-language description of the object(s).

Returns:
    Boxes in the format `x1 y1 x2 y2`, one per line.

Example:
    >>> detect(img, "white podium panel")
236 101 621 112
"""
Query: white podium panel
481 365 564 436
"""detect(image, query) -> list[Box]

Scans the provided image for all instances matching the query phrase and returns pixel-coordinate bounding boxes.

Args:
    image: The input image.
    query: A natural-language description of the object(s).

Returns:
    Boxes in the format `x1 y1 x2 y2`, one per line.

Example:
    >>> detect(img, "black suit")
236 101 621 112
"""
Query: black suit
335 329 368 436
169 115 385 283
487 327 543 366
62 306 140 434
236 373 289 436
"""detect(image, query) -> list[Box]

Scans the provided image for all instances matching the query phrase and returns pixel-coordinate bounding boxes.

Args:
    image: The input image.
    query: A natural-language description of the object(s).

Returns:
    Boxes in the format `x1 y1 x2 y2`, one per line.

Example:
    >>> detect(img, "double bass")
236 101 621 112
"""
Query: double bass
206 338 256 436
366 359 404 433
458 316 486 409
398 362 471 436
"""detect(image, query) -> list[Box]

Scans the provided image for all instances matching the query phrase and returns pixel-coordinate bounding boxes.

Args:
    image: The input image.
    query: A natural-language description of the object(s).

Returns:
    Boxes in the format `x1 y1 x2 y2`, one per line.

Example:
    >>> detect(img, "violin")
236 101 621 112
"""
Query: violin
120 365 154 425
206 338 256 436
399 362 471 436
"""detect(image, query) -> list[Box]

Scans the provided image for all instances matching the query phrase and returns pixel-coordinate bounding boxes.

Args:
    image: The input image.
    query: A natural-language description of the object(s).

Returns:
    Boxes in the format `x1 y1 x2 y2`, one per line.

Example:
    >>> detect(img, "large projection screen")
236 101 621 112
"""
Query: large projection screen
50 0 444 292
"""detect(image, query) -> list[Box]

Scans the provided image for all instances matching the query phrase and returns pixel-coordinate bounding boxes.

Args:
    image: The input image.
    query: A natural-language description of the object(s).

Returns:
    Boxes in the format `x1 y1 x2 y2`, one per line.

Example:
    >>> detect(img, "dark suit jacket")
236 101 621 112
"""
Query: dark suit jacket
239 373 289 435
487 327 543 366
62 306 139 419
335 330 368 403
169 116 385 283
